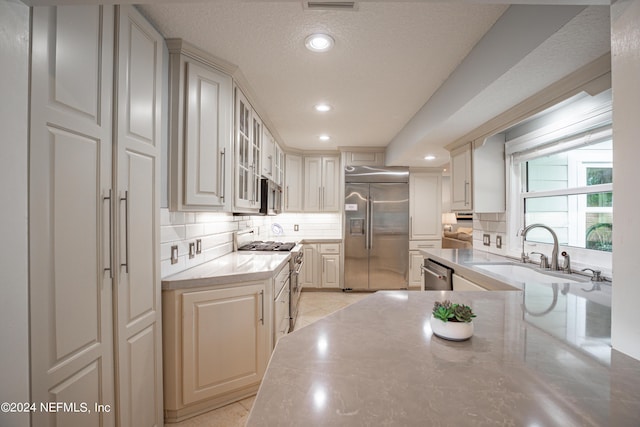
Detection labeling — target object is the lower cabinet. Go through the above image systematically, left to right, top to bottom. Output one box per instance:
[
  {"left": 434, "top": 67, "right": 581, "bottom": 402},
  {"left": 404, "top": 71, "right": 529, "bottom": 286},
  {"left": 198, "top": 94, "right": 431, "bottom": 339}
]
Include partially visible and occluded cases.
[
  {"left": 409, "top": 240, "right": 440, "bottom": 289},
  {"left": 301, "top": 242, "right": 342, "bottom": 289},
  {"left": 273, "top": 264, "right": 290, "bottom": 345},
  {"left": 452, "top": 274, "right": 487, "bottom": 291},
  {"left": 163, "top": 281, "right": 271, "bottom": 422}
]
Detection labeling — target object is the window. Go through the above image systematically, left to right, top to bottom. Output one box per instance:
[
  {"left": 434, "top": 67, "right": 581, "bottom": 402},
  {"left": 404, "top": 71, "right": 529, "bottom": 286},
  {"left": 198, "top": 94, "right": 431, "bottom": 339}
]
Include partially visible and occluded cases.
[{"left": 519, "top": 138, "right": 613, "bottom": 252}]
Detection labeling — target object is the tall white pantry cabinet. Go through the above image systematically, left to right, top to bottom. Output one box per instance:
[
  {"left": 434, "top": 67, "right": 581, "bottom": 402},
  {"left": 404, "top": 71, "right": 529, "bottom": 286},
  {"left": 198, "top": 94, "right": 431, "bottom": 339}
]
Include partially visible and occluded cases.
[{"left": 29, "top": 5, "right": 164, "bottom": 427}]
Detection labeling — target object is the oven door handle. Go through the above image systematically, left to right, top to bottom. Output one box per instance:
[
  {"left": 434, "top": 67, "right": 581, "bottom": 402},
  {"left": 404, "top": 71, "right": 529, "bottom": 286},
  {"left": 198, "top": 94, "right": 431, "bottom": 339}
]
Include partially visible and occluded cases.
[{"left": 293, "top": 260, "right": 304, "bottom": 275}]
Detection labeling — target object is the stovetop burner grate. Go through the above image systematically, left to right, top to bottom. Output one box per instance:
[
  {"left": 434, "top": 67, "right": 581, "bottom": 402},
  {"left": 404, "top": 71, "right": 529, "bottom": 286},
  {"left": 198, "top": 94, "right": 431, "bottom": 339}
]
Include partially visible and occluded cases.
[{"left": 238, "top": 241, "right": 296, "bottom": 252}]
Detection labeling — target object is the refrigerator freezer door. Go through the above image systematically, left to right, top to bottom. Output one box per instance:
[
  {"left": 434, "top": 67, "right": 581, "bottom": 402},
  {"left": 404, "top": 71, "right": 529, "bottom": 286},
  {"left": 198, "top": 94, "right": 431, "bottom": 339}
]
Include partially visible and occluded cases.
[
  {"left": 344, "top": 183, "right": 369, "bottom": 290},
  {"left": 369, "top": 183, "right": 409, "bottom": 289}
]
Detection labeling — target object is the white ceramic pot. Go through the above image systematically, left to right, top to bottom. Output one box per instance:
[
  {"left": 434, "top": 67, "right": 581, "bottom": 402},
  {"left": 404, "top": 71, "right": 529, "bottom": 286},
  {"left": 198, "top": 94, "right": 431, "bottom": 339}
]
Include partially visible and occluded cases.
[{"left": 430, "top": 314, "right": 474, "bottom": 341}]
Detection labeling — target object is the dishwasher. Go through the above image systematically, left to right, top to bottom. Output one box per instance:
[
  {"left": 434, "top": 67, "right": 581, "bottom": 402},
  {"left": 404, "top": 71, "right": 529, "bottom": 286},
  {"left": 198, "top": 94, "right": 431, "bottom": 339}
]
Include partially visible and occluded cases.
[{"left": 421, "top": 259, "right": 453, "bottom": 291}]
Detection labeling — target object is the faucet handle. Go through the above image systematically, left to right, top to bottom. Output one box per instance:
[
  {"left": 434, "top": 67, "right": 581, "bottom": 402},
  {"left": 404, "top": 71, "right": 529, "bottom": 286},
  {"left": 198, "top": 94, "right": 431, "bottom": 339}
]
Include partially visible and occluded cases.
[
  {"left": 561, "top": 251, "right": 571, "bottom": 273},
  {"left": 530, "top": 252, "right": 549, "bottom": 269},
  {"left": 581, "top": 268, "right": 603, "bottom": 282}
]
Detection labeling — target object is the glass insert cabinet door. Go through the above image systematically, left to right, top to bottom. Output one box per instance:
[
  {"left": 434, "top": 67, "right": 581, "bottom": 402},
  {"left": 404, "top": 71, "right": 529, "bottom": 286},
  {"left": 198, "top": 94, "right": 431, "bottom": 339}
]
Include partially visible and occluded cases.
[{"left": 235, "top": 87, "right": 261, "bottom": 209}]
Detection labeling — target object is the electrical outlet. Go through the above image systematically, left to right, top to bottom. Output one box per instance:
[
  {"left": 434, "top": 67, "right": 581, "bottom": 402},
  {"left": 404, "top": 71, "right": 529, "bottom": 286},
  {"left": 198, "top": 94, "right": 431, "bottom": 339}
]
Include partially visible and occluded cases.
[
  {"left": 294, "top": 224, "right": 299, "bottom": 232},
  {"left": 483, "top": 234, "right": 490, "bottom": 246},
  {"left": 496, "top": 235, "right": 502, "bottom": 249},
  {"left": 196, "top": 239, "right": 202, "bottom": 254},
  {"left": 189, "top": 242, "right": 196, "bottom": 259},
  {"left": 171, "top": 245, "right": 178, "bottom": 264}
]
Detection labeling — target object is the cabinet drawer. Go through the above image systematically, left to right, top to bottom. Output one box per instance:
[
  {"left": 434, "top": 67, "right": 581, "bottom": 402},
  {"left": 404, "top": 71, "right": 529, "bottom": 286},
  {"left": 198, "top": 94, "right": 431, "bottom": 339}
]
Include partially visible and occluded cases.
[
  {"left": 409, "top": 240, "right": 441, "bottom": 251},
  {"left": 319, "top": 243, "right": 340, "bottom": 254}
]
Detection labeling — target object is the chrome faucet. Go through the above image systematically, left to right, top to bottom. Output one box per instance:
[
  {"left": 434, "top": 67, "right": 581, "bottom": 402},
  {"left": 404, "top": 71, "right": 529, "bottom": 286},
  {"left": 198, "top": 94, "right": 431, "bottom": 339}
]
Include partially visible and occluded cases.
[{"left": 518, "top": 223, "right": 560, "bottom": 271}]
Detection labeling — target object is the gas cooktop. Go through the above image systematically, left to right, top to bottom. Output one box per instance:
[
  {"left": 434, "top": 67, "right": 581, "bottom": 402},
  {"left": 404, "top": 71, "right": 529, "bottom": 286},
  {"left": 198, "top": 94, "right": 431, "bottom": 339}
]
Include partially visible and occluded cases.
[{"left": 238, "top": 241, "right": 296, "bottom": 252}]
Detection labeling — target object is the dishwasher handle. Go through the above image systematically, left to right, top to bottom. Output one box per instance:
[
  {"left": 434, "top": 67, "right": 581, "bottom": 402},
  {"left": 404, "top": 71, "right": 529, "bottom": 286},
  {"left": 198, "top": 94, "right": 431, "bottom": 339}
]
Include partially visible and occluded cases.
[{"left": 421, "top": 265, "right": 446, "bottom": 280}]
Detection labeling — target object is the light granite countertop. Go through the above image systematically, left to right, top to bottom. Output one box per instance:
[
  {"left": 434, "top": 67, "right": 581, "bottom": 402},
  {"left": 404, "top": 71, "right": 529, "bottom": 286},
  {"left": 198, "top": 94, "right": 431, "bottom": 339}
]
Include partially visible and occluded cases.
[
  {"left": 161, "top": 252, "right": 290, "bottom": 290},
  {"left": 247, "top": 290, "right": 640, "bottom": 426}
]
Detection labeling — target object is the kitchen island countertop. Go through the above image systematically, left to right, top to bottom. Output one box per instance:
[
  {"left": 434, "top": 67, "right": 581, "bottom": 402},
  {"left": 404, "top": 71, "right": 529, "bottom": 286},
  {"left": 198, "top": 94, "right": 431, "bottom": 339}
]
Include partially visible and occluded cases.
[{"left": 247, "top": 290, "right": 640, "bottom": 426}]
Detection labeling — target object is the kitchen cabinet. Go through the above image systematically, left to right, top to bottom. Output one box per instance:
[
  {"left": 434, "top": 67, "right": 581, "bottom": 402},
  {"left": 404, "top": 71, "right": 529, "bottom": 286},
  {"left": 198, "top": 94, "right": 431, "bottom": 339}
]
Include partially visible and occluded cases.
[
  {"left": 29, "top": 5, "right": 164, "bottom": 426},
  {"left": 167, "top": 39, "right": 233, "bottom": 212},
  {"left": 234, "top": 87, "right": 262, "bottom": 212},
  {"left": 262, "top": 127, "right": 275, "bottom": 180},
  {"left": 473, "top": 134, "right": 506, "bottom": 213},
  {"left": 450, "top": 142, "right": 473, "bottom": 211},
  {"left": 274, "top": 143, "right": 284, "bottom": 186},
  {"left": 343, "top": 150, "right": 385, "bottom": 166},
  {"left": 284, "top": 154, "right": 303, "bottom": 212},
  {"left": 304, "top": 155, "right": 340, "bottom": 212},
  {"left": 409, "top": 172, "right": 442, "bottom": 240},
  {"left": 408, "top": 240, "right": 440, "bottom": 289},
  {"left": 301, "top": 243, "right": 342, "bottom": 288},
  {"left": 453, "top": 274, "right": 487, "bottom": 291},
  {"left": 163, "top": 281, "right": 270, "bottom": 422}
]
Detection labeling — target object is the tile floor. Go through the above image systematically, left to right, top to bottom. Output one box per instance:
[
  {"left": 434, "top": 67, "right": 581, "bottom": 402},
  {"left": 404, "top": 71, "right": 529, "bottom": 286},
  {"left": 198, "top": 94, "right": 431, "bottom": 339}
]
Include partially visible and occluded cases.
[{"left": 167, "top": 290, "right": 372, "bottom": 427}]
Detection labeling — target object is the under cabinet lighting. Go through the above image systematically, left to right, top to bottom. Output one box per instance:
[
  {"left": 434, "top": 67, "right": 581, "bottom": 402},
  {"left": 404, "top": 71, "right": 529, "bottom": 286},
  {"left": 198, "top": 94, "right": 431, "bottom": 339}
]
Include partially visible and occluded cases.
[{"left": 305, "top": 33, "right": 335, "bottom": 52}]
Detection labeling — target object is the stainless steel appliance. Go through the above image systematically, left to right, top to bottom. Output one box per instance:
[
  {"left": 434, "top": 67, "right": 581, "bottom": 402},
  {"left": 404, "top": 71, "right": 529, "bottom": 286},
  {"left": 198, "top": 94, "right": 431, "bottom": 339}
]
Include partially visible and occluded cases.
[
  {"left": 344, "top": 166, "right": 409, "bottom": 290},
  {"left": 260, "top": 178, "right": 282, "bottom": 216},
  {"left": 237, "top": 238, "right": 303, "bottom": 331},
  {"left": 422, "top": 258, "right": 453, "bottom": 291}
]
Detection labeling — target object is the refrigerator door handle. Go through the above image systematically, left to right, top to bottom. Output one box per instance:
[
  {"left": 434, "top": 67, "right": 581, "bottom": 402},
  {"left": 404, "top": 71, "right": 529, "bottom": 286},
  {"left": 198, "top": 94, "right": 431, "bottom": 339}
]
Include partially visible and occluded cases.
[
  {"left": 365, "top": 196, "right": 370, "bottom": 249},
  {"left": 368, "top": 196, "right": 374, "bottom": 249}
]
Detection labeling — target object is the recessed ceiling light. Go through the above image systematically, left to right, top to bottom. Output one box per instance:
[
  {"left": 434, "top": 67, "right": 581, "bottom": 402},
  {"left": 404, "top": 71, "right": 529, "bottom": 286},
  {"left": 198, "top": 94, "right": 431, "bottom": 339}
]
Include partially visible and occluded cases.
[
  {"left": 305, "top": 33, "right": 335, "bottom": 52},
  {"left": 314, "top": 103, "right": 332, "bottom": 112},
  {"left": 319, "top": 134, "right": 331, "bottom": 141},
  {"left": 424, "top": 155, "right": 436, "bottom": 161}
]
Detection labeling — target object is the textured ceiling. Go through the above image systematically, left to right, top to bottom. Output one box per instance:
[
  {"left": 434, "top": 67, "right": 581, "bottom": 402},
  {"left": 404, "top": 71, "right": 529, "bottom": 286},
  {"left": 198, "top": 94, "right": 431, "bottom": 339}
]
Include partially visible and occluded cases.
[{"left": 138, "top": 1, "right": 611, "bottom": 166}]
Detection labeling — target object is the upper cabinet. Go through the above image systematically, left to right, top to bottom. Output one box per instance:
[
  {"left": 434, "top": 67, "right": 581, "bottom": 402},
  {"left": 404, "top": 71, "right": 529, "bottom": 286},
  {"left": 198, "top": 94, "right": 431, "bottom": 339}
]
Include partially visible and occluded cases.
[
  {"left": 167, "top": 40, "right": 233, "bottom": 212},
  {"left": 234, "top": 87, "right": 262, "bottom": 212},
  {"left": 262, "top": 127, "right": 275, "bottom": 180},
  {"left": 473, "top": 134, "right": 505, "bottom": 213},
  {"left": 449, "top": 136, "right": 506, "bottom": 213},
  {"left": 450, "top": 143, "right": 473, "bottom": 211},
  {"left": 342, "top": 150, "right": 385, "bottom": 167},
  {"left": 284, "top": 154, "right": 303, "bottom": 212},
  {"left": 304, "top": 155, "right": 340, "bottom": 212},
  {"left": 410, "top": 172, "right": 442, "bottom": 240}
]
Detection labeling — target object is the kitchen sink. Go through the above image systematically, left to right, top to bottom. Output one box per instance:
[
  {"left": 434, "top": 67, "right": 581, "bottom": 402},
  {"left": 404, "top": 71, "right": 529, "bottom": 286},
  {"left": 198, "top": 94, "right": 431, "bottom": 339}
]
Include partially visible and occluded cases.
[{"left": 471, "top": 262, "right": 586, "bottom": 284}]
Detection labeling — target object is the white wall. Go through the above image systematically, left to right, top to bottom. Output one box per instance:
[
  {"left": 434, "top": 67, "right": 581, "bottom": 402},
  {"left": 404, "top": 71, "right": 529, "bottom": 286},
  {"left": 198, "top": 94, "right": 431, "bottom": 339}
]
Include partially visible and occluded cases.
[
  {"left": 611, "top": 0, "right": 640, "bottom": 361},
  {"left": 0, "top": 1, "right": 30, "bottom": 426}
]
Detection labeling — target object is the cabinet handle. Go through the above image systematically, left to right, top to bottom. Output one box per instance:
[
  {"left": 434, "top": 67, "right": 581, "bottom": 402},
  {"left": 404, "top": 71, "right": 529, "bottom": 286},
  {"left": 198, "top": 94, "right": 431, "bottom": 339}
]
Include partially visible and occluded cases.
[
  {"left": 220, "top": 148, "right": 226, "bottom": 202},
  {"left": 464, "top": 181, "right": 469, "bottom": 206},
  {"left": 286, "top": 185, "right": 289, "bottom": 209},
  {"left": 322, "top": 186, "right": 326, "bottom": 210},
  {"left": 103, "top": 189, "right": 113, "bottom": 279},
  {"left": 119, "top": 191, "right": 129, "bottom": 273},
  {"left": 410, "top": 216, "right": 413, "bottom": 238},
  {"left": 259, "top": 290, "right": 264, "bottom": 325}
]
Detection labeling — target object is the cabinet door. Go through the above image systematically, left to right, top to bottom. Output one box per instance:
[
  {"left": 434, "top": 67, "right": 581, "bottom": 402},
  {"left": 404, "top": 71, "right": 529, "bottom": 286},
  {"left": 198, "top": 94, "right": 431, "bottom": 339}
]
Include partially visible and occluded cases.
[
  {"left": 29, "top": 6, "right": 116, "bottom": 426},
  {"left": 114, "top": 6, "right": 164, "bottom": 425},
  {"left": 182, "top": 60, "right": 231, "bottom": 208},
  {"left": 234, "top": 88, "right": 254, "bottom": 210},
  {"left": 251, "top": 114, "right": 262, "bottom": 205},
  {"left": 262, "top": 127, "right": 274, "bottom": 179},
  {"left": 451, "top": 143, "right": 473, "bottom": 211},
  {"left": 285, "top": 154, "right": 303, "bottom": 211},
  {"left": 303, "top": 156, "right": 322, "bottom": 211},
  {"left": 321, "top": 156, "right": 341, "bottom": 211},
  {"left": 410, "top": 172, "right": 442, "bottom": 240},
  {"left": 301, "top": 244, "right": 318, "bottom": 287},
  {"left": 409, "top": 251, "right": 424, "bottom": 288},
  {"left": 321, "top": 254, "right": 341, "bottom": 288},
  {"left": 453, "top": 274, "right": 487, "bottom": 291},
  {"left": 181, "top": 283, "right": 269, "bottom": 405}
]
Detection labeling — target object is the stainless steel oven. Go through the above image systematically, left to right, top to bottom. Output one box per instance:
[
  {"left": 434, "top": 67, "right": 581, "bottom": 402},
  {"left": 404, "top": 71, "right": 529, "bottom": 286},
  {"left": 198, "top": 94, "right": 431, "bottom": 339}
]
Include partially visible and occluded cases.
[{"left": 289, "top": 247, "right": 304, "bottom": 331}]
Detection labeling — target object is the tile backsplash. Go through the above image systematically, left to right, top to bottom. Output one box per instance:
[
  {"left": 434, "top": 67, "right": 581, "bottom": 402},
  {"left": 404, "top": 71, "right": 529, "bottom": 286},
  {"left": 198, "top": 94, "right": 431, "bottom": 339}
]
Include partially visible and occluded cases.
[
  {"left": 160, "top": 209, "right": 343, "bottom": 278},
  {"left": 473, "top": 212, "right": 508, "bottom": 255}
]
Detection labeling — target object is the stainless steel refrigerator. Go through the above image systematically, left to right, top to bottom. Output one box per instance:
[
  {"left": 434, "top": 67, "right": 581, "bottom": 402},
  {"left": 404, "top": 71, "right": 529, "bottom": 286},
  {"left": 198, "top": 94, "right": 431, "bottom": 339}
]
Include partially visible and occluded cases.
[{"left": 344, "top": 166, "right": 409, "bottom": 290}]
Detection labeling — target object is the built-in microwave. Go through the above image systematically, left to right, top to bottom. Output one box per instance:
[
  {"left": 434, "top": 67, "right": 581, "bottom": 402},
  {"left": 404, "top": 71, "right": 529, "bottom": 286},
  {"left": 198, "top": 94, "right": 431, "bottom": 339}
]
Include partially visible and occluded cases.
[{"left": 260, "top": 178, "right": 282, "bottom": 215}]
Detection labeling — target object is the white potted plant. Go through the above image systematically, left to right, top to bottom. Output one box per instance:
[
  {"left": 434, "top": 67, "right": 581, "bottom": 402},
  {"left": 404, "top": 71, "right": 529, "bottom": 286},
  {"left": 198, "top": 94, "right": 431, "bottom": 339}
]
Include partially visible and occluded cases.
[{"left": 430, "top": 300, "right": 476, "bottom": 341}]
